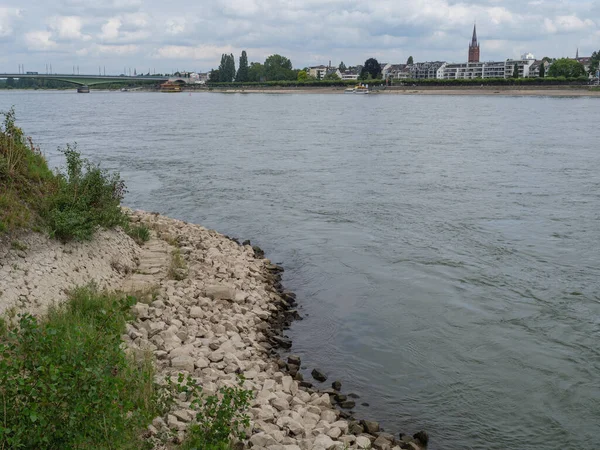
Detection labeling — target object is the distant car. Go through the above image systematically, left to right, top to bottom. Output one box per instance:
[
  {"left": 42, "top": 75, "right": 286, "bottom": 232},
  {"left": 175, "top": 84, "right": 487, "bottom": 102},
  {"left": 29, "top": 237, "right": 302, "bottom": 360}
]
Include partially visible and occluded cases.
[{"left": 26, "top": 71, "right": 38, "bottom": 75}]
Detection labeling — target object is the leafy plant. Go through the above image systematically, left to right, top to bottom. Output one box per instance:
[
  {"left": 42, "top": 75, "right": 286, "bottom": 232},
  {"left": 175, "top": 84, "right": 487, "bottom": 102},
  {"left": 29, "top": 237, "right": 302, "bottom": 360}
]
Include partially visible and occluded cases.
[
  {"left": 44, "top": 144, "right": 128, "bottom": 241},
  {"left": 125, "top": 223, "right": 150, "bottom": 245},
  {"left": 168, "top": 248, "right": 188, "bottom": 280},
  {"left": 0, "top": 286, "right": 161, "bottom": 449},
  {"left": 173, "top": 374, "right": 253, "bottom": 450}
]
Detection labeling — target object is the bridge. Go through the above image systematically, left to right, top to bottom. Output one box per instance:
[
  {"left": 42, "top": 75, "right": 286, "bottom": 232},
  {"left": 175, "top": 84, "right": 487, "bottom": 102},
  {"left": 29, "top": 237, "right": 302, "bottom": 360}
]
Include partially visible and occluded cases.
[{"left": 0, "top": 73, "right": 193, "bottom": 86}]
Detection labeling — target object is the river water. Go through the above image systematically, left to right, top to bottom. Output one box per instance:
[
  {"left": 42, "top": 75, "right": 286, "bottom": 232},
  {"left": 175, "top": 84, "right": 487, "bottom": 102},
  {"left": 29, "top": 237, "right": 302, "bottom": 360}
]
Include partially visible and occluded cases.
[{"left": 2, "top": 90, "right": 599, "bottom": 449}]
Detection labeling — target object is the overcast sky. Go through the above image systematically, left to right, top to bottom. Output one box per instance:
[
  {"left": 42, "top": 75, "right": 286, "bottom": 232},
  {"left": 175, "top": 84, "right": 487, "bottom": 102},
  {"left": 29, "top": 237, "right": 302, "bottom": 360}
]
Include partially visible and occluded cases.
[{"left": 0, "top": 0, "right": 598, "bottom": 74}]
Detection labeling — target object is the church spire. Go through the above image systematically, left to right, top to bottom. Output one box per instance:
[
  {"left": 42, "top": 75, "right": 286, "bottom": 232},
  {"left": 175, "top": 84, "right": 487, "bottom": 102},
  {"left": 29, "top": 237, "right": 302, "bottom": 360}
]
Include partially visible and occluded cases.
[
  {"left": 468, "top": 22, "right": 480, "bottom": 63},
  {"left": 576, "top": 48, "right": 579, "bottom": 59}
]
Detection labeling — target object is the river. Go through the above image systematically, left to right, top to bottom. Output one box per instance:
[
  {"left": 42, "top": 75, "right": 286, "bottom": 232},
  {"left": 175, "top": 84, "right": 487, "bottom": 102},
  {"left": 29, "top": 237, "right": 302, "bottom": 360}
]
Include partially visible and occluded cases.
[{"left": 2, "top": 90, "right": 599, "bottom": 449}]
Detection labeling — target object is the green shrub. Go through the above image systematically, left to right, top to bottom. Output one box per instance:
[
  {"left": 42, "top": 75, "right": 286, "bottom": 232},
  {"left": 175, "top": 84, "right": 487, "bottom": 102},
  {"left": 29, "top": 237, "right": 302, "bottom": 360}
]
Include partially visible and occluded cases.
[
  {"left": 45, "top": 145, "right": 128, "bottom": 241},
  {"left": 125, "top": 223, "right": 151, "bottom": 245},
  {"left": 168, "top": 248, "right": 188, "bottom": 280},
  {"left": 0, "top": 287, "right": 160, "bottom": 449},
  {"left": 174, "top": 374, "right": 253, "bottom": 450}
]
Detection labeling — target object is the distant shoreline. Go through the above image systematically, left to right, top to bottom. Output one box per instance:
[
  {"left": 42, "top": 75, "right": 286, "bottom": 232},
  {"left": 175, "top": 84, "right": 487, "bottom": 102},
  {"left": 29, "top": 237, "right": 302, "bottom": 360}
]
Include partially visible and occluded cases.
[
  {"left": 2, "top": 86, "right": 599, "bottom": 97},
  {"left": 209, "top": 86, "right": 600, "bottom": 97}
]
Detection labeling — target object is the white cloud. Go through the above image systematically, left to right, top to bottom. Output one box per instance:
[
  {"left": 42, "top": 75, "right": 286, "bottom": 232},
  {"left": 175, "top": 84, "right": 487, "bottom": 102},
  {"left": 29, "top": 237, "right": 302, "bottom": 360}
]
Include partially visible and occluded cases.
[
  {"left": 5, "top": 0, "right": 600, "bottom": 72},
  {"left": 0, "top": 7, "right": 21, "bottom": 38},
  {"left": 48, "top": 15, "right": 91, "bottom": 40},
  {"left": 552, "top": 15, "right": 595, "bottom": 32},
  {"left": 100, "top": 17, "right": 121, "bottom": 40},
  {"left": 165, "top": 17, "right": 186, "bottom": 35},
  {"left": 24, "top": 30, "right": 57, "bottom": 50},
  {"left": 96, "top": 43, "right": 139, "bottom": 55},
  {"left": 153, "top": 44, "right": 235, "bottom": 61}
]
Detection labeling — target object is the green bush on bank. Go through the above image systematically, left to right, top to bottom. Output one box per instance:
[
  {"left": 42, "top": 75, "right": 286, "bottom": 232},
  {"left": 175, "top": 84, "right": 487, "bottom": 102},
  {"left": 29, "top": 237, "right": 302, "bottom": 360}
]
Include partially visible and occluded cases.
[
  {"left": 1, "top": 107, "right": 149, "bottom": 243},
  {"left": 44, "top": 144, "right": 128, "bottom": 241},
  {"left": 0, "top": 287, "right": 162, "bottom": 449},
  {"left": 174, "top": 373, "right": 253, "bottom": 450}
]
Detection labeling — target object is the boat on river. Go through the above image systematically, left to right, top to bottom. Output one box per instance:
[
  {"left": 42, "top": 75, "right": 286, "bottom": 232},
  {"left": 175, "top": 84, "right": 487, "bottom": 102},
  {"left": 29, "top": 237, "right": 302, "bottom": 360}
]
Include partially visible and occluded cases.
[
  {"left": 160, "top": 82, "right": 182, "bottom": 93},
  {"left": 77, "top": 85, "right": 90, "bottom": 93},
  {"left": 344, "top": 85, "right": 369, "bottom": 94}
]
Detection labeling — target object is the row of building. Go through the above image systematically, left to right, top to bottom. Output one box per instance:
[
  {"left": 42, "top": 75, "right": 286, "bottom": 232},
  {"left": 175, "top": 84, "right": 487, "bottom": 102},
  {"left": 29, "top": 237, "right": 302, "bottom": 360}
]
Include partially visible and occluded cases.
[{"left": 308, "top": 25, "right": 595, "bottom": 81}]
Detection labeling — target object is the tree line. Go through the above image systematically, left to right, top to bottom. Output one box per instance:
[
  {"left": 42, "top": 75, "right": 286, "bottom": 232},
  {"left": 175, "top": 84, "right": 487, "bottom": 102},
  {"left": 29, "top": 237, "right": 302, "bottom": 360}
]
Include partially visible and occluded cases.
[{"left": 210, "top": 52, "right": 295, "bottom": 82}]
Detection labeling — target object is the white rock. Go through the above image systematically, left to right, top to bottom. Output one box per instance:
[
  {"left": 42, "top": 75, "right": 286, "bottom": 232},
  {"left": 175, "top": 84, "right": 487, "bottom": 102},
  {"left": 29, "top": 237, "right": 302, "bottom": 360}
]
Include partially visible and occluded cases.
[
  {"left": 205, "top": 284, "right": 235, "bottom": 300},
  {"left": 189, "top": 306, "right": 204, "bottom": 318},
  {"left": 208, "top": 351, "right": 224, "bottom": 362},
  {"left": 171, "top": 355, "right": 194, "bottom": 372},
  {"left": 195, "top": 356, "right": 209, "bottom": 369},
  {"left": 271, "top": 397, "right": 290, "bottom": 411},
  {"left": 320, "top": 410, "right": 337, "bottom": 424},
  {"left": 330, "top": 421, "right": 348, "bottom": 434},
  {"left": 326, "top": 427, "right": 342, "bottom": 439},
  {"left": 250, "top": 432, "right": 278, "bottom": 447},
  {"left": 312, "top": 434, "right": 335, "bottom": 450},
  {"left": 356, "top": 436, "right": 372, "bottom": 449}
]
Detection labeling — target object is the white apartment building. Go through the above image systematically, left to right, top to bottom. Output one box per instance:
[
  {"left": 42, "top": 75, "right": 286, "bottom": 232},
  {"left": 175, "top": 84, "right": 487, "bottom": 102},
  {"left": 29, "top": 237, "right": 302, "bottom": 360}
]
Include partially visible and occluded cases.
[{"left": 437, "top": 59, "right": 536, "bottom": 80}]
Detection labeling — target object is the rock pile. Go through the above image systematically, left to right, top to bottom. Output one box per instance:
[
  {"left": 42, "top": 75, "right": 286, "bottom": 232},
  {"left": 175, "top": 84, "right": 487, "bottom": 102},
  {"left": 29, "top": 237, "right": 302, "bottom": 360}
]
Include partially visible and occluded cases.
[{"left": 124, "top": 211, "right": 428, "bottom": 450}]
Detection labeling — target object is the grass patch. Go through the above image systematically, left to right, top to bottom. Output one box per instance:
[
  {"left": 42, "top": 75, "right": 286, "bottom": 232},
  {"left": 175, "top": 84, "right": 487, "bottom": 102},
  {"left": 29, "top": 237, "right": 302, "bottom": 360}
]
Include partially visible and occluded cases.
[
  {"left": 0, "top": 108, "right": 54, "bottom": 234},
  {"left": 125, "top": 223, "right": 151, "bottom": 245},
  {"left": 10, "top": 240, "right": 28, "bottom": 251},
  {"left": 168, "top": 248, "right": 188, "bottom": 280},
  {"left": 129, "top": 284, "right": 161, "bottom": 305},
  {"left": 0, "top": 286, "right": 163, "bottom": 449}
]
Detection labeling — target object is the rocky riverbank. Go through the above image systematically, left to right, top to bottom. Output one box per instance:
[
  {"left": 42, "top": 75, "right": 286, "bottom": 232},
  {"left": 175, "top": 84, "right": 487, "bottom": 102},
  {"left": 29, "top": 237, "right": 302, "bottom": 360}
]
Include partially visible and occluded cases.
[{"left": 0, "top": 210, "right": 428, "bottom": 450}]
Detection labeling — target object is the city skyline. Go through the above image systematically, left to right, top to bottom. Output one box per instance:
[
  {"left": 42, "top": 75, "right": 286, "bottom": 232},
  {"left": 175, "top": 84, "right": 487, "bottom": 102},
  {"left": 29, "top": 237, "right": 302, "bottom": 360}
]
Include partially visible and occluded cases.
[{"left": 0, "top": 0, "right": 598, "bottom": 74}]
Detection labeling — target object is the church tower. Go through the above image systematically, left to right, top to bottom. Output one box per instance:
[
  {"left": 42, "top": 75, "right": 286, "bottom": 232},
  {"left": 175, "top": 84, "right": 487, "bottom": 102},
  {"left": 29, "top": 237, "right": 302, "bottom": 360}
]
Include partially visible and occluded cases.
[{"left": 468, "top": 24, "right": 480, "bottom": 63}]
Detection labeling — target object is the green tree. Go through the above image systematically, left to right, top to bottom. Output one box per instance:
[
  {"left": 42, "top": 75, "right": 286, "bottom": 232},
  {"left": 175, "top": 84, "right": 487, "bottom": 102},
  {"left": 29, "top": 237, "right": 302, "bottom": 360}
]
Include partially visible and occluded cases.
[
  {"left": 236, "top": 50, "right": 249, "bottom": 82},
  {"left": 590, "top": 50, "right": 599, "bottom": 75},
  {"left": 226, "top": 53, "right": 236, "bottom": 82},
  {"left": 217, "top": 54, "right": 235, "bottom": 82},
  {"left": 264, "top": 54, "right": 294, "bottom": 81},
  {"left": 218, "top": 55, "right": 227, "bottom": 82},
  {"left": 407, "top": 56, "right": 414, "bottom": 65},
  {"left": 360, "top": 58, "right": 382, "bottom": 79},
  {"left": 547, "top": 58, "right": 586, "bottom": 78},
  {"left": 339, "top": 61, "right": 347, "bottom": 72},
  {"left": 247, "top": 62, "right": 265, "bottom": 82},
  {"left": 539, "top": 62, "right": 545, "bottom": 78},
  {"left": 512, "top": 64, "right": 519, "bottom": 78},
  {"left": 209, "top": 69, "right": 220, "bottom": 82},
  {"left": 297, "top": 70, "right": 308, "bottom": 81},
  {"left": 324, "top": 72, "right": 340, "bottom": 80},
  {"left": 6, "top": 77, "right": 14, "bottom": 87}
]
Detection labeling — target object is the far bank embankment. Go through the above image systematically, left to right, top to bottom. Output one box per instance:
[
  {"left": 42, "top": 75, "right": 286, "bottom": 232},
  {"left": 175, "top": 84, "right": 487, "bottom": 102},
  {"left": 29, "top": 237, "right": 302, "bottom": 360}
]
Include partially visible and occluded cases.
[
  {"left": 203, "top": 85, "right": 600, "bottom": 97},
  {"left": 0, "top": 210, "right": 428, "bottom": 450}
]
